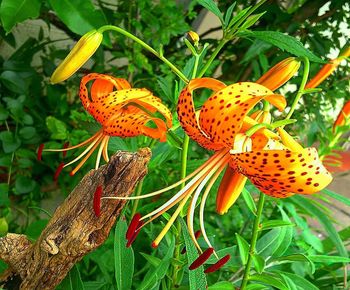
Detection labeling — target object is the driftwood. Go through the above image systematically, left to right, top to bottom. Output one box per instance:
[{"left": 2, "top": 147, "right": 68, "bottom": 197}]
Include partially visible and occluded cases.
[{"left": 0, "top": 148, "right": 151, "bottom": 290}]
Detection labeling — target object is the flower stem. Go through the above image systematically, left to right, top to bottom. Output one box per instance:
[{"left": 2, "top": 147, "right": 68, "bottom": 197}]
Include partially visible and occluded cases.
[
  {"left": 98, "top": 25, "right": 189, "bottom": 83},
  {"left": 198, "top": 39, "right": 228, "bottom": 77},
  {"left": 285, "top": 57, "right": 310, "bottom": 120},
  {"left": 240, "top": 192, "right": 265, "bottom": 290}
]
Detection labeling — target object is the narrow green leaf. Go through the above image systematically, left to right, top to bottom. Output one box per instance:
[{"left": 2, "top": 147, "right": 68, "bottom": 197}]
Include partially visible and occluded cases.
[
  {"left": 0, "top": 0, "right": 41, "bottom": 33},
  {"left": 197, "top": 0, "right": 224, "bottom": 25},
  {"left": 224, "top": 2, "right": 236, "bottom": 28},
  {"left": 227, "top": 6, "right": 251, "bottom": 29},
  {"left": 240, "top": 12, "right": 265, "bottom": 30},
  {"left": 239, "top": 31, "right": 325, "bottom": 63},
  {"left": 241, "top": 188, "right": 257, "bottom": 215},
  {"left": 322, "top": 188, "right": 350, "bottom": 207},
  {"left": 292, "top": 195, "right": 348, "bottom": 258},
  {"left": 272, "top": 209, "right": 293, "bottom": 257},
  {"left": 180, "top": 218, "right": 207, "bottom": 290},
  {"left": 114, "top": 219, "right": 134, "bottom": 290},
  {"left": 260, "top": 220, "right": 294, "bottom": 231},
  {"left": 256, "top": 228, "right": 282, "bottom": 257},
  {"left": 235, "top": 233, "right": 249, "bottom": 265},
  {"left": 138, "top": 236, "right": 175, "bottom": 290},
  {"left": 253, "top": 254, "right": 265, "bottom": 274},
  {"left": 273, "top": 254, "right": 315, "bottom": 274},
  {"left": 308, "top": 255, "right": 350, "bottom": 264},
  {"left": 58, "top": 265, "right": 84, "bottom": 290},
  {"left": 274, "top": 271, "right": 319, "bottom": 290},
  {"left": 249, "top": 273, "right": 288, "bottom": 290},
  {"left": 280, "top": 274, "right": 298, "bottom": 290},
  {"left": 208, "top": 281, "right": 235, "bottom": 290},
  {"left": 246, "top": 284, "right": 268, "bottom": 290}
]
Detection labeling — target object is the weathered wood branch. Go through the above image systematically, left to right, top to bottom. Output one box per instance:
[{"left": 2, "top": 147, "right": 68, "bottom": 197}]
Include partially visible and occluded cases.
[{"left": 0, "top": 148, "right": 151, "bottom": 290}]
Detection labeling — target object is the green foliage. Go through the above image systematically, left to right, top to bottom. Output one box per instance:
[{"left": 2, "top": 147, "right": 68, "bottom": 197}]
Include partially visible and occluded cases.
[{"left": 0, "top": 0, "right": 349, "bottom": 289}]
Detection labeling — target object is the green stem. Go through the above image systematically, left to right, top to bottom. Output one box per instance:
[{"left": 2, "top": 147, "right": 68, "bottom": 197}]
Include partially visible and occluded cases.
[
  {"left": 98, "top": 25, "right": 189, "bottom": 83},
  {"left": 198, "top": 39, "right": 228, "bottom": 77},
  {"left": 285, "top": 57, "right": 310, "bottom": 120},
  {"left": 180, "top": 135, "right": 190, "bottom": 189},
  {"left": 131, "top": 180, "right": 144, "bottom": 216},
  {"left": 240, "top": 192, "right": 265, "bottom": 289}
]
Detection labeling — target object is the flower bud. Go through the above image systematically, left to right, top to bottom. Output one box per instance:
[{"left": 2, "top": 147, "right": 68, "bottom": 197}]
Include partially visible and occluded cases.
[
  {"left": 50, "top": 30, "right": 103, "bottom": 84},
  {"left": 188, "top": 31, "right": 199, "bottom": 47},
  {"left": 306, "top": 45, "right": 350, "bottom": 89},
  {"left": 256, "top": 57, "right": 301, "bottom": 91},
  {"left": 333, "top": 100, "right": 350, "bottom": 131}
]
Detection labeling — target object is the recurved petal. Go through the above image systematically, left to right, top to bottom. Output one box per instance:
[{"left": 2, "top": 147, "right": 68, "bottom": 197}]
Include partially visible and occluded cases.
[
  {"left": 80, "top": 73, "right": 131, "bottom": 109},
  {"left": 177, "top": 78, "right": 226, "bottom": 150},
  {"left": 199, "top": 82, "right": 286, "bottom": 148},
  {"left": 87, "top": 88, "right": 152, "bottom": 124},
  {"left": 135, "top": 96, "right": 172, "bottom": 128},
  {"left": 103, "top": 112, "right": 168, "bottom": 141},
  {"left": 231, "top": 148, "right": 333, "bottom": 198},
  {"left": 216, "top": 166, "right": 247, "bottom": 215}
]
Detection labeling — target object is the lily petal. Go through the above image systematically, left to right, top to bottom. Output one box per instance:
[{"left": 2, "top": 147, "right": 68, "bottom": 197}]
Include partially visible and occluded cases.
[
  {"left": 177, "top": 78, "right": 226, "bottom": 150},
  {"left": 199, "top": 82, "right": 286, "bottom": 148},
  {"left": 231, "top": 147, "right": 333, "bottom": 198},
  {"left": 216, "top": 166, "right": 247, "bottom": 215}
]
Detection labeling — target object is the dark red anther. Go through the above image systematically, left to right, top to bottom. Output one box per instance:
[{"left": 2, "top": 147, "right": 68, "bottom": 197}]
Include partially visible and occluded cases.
[
  {"left": 62, "top": 142, "right": 69, "bottom": 158},
  {"left": 37, "top": 144, "right": 44, "bottom": 161},
  {"left": 53, "top": 162, "right": 65, "bottom": 181},
  {"left": 93, "top": 185, "right": 103, "bottom": 217},
  {"left": 126, "top": 213, "right": 141, "bottom": 240},
  {"left": 126, "top": 221, "right": 143, "bottom": 248},
  {"left": 181, "top": 230, "right": 202, "bottom": 254},
  {"left": 189, "top": 248, "right": 214, "bottom": 270},
  {"left": 204, "top": 254, "right": 231, "bottom": 273}
]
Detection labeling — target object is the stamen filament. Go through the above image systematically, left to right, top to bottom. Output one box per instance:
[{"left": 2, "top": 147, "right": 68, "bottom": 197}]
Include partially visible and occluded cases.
[
  {"left": 44, "top": 130, "right": 103, "bottom": 152},
  {"left": 63, "top": 133, "right": 104, "bottom": 169},
  {"left": 69, "top": 135, "right": 104, "bottom": 176},
  {"left": 95, "top": 136, "right": 109, "bottom": 169},
  {"left": 102, "top": 136, "right": 110, "bottom": 162},
  {"left": 102, "top": 149, "right": 228, "bottom": 201},
  {"left": 141, "top": 152, "right": 229, "bottom": 220},
  {"left": 187, "top": 156, "right": 229, "bottom": 252},
  {"left": 199, "top": 162, "right": 227, "bottom": 255},
  {"left": 152, "top": 193, "right": 191, "bottom": 248}
]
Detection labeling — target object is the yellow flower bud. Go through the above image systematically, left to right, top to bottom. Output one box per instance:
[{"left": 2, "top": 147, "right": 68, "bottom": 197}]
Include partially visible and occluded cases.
[
  {"left": 50, "top": 30, "right": 103, "bottom": 84},
  {"left": 188, "top": 31, "right": 199, "bottom": 47},
  {"left": 256, "top": 57, "right": 301, "bottom": 91}
]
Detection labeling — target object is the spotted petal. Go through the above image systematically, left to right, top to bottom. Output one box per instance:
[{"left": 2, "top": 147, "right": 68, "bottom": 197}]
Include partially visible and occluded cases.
[
  {"left": 80, "top": 73, "right": 131, "bottom": 109},
  {"left": 177, "top": 78, "right": 226, "bottom": 150},
  {"left": 199, "top": 82, "right": 286, "bottom": 148},
  {"left": 104, "top": 112, "right": 168, "bottom": 141},
  {"left": 231, "top": 148, "right": 333, "bottom": 198}
]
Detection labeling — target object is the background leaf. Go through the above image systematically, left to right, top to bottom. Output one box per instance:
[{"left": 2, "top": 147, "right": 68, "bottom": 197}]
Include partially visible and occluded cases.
[
  {"left": 0, "top": 0, "right": 41, "bottom": 33},
  {"left": 239, "top": 30, "right": 325, "bottom": 63},
  {"left": 114, "top": 219, "right": 134, "bottom": 290}
]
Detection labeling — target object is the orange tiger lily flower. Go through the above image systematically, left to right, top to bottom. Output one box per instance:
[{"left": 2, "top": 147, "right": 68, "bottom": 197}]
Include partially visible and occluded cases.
[
  {"left": 50, "top": 30, "right": 103, "bottom": 84},
  {"left": 305, "top": 46, "right": 350, "bottom": 89},
  {"left": 256, "top": 57, "right": 301, "bottom": 91},
  {"left": 40, "top": 73, "right": 172, "bottom": 176},
  {"left": 104, "top": 78, "right": 331, "bottom": 273},
  {"left": 333, "top": 99, "right": 350, "bottom": 131}
]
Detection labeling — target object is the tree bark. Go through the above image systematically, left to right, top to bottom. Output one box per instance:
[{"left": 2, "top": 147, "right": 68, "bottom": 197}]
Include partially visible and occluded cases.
[{"left": 0, "top": 148, "right": 151, "bottom": 290}]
